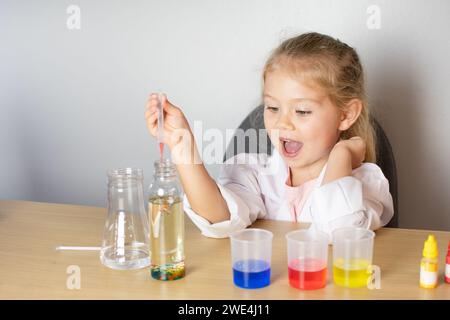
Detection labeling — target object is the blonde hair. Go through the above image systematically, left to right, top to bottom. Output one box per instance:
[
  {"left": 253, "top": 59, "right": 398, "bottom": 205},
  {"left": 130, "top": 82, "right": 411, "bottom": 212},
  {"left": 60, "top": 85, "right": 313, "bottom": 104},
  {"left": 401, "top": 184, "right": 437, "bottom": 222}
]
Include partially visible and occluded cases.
[{"left": 262, "top": 32, "right": 376, "bottom": 163}]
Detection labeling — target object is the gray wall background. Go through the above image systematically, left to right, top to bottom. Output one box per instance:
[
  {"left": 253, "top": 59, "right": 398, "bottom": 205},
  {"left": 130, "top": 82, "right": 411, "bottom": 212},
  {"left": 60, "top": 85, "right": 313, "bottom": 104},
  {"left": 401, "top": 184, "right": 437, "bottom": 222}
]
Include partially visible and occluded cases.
[{"left": 1, "top": 0, "right": 449, "bottom": 231}]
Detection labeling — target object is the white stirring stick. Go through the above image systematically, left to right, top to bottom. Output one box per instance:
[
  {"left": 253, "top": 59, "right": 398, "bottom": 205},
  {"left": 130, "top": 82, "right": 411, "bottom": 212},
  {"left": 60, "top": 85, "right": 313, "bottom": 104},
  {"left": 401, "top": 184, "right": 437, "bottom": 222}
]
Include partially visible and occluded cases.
[{"left": 55, "top": 246, "right": 101, "bottom": 251}]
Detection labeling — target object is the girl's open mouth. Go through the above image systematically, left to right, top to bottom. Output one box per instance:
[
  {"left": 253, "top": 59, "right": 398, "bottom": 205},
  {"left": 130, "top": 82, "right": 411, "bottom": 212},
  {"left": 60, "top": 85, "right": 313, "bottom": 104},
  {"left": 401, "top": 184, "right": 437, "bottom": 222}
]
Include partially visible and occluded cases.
[{"left": 280, "top": 137, "right": 303, "bottom": 158}]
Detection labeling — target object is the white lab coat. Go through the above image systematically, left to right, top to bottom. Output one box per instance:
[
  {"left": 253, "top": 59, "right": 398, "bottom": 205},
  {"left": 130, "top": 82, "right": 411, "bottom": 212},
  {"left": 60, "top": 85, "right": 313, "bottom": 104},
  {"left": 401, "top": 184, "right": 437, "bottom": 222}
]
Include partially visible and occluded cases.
[{"left": 183, "top": 147, "right": 394, "bottom": 239}]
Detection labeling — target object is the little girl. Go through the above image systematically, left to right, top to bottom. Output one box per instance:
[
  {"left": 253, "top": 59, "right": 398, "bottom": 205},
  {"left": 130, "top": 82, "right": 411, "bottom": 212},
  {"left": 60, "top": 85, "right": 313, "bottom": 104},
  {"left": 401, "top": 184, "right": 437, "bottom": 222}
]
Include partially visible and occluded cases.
[{"left": 145, "top": 32, "right": 394, "bottom": 238}]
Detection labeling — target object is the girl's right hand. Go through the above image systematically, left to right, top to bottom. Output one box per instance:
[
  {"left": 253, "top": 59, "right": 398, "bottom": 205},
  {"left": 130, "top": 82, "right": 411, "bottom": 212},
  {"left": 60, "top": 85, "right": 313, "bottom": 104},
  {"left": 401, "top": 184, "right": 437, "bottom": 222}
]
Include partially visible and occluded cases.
[{"left": 145, "top": 93, "right": 193, "bottom": 152}]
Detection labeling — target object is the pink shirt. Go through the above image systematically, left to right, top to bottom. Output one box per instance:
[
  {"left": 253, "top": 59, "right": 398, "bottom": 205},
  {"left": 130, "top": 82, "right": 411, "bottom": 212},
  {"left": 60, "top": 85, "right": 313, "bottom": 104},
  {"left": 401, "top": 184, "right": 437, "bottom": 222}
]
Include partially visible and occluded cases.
[{"left": 284, "top": 167, "right": 317, "bottom": 223}]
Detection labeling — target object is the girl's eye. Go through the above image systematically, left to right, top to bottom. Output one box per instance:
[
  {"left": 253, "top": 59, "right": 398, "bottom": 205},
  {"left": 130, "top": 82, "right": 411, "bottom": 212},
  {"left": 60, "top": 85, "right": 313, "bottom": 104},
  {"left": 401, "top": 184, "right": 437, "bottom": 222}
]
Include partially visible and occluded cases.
[
  {"left": 265, "top": 105, "right": 279, "bottom": 112},
  {"left": 296, "top": 110, "right": 312, "bottom": 116}
]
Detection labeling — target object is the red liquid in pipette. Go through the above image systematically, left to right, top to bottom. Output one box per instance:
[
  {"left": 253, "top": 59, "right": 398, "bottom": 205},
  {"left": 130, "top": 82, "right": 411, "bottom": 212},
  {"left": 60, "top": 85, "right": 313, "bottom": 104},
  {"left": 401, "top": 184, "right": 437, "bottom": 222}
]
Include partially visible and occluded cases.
[{"left": 159, "top": 142, "right": 164, "bottom": 160}]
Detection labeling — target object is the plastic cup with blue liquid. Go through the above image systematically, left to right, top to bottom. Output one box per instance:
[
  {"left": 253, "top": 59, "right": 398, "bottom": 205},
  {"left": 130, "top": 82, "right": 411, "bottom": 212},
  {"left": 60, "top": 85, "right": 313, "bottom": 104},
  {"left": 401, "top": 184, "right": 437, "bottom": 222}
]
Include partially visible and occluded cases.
[{"left": 230, "top": 228, "right": 273, "bottom": 289}]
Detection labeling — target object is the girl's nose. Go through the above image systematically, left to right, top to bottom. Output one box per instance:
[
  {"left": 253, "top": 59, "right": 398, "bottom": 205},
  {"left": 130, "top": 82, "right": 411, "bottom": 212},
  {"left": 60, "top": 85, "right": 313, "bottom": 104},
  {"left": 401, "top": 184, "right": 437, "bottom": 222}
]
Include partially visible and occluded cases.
[{"left": 275, "top": 113, "right": 295, "bottom": 131}]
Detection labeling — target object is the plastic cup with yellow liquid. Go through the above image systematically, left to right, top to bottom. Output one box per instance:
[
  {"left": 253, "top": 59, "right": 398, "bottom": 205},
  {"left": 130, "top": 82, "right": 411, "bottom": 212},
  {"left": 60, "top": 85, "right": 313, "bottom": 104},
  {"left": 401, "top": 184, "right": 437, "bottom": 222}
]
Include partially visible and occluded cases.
[{"left": 332, "top": 227, "right": 375, "bottom": 288}]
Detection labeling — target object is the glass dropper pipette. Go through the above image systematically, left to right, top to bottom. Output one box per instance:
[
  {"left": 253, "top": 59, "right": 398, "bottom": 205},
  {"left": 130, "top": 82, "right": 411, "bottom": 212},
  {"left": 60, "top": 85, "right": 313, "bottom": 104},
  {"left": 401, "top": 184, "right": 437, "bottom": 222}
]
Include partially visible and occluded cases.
[{"left": 157, "top": 93, "right": 165, "bottom": 162}]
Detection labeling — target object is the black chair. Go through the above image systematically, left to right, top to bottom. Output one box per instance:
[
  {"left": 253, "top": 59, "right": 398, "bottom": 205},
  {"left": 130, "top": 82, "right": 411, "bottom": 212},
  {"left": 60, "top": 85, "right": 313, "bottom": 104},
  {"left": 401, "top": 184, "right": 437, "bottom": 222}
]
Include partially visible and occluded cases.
[{"left": 223, "top": 105, "right": 399, "bottom": 228}]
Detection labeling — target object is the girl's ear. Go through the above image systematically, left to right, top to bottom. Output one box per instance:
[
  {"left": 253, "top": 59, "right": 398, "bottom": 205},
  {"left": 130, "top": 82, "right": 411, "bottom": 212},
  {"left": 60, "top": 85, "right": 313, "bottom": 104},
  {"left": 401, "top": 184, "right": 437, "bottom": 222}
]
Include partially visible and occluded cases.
[{"left": 338, "top": 99, "right": 363, "bottom": 131}]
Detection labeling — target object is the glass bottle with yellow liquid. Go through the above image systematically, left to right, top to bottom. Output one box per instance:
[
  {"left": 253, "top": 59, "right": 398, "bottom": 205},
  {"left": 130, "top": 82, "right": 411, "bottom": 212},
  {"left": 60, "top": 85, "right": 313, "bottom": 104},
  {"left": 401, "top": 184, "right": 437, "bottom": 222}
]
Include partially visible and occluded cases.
[{"left": 148, "top": 159, "right": 185, "bottom": 281}]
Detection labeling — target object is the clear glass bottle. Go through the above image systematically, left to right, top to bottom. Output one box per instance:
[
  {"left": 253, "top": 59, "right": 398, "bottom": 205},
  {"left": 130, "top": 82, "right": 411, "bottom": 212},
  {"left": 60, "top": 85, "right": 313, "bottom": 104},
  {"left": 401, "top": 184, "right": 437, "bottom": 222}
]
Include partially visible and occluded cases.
[
  {"left": 148, "top": 159, "right": 185, "bottom": 280},
  {"left": 100, "top": 168, "right": 150, "bottom": 270}
]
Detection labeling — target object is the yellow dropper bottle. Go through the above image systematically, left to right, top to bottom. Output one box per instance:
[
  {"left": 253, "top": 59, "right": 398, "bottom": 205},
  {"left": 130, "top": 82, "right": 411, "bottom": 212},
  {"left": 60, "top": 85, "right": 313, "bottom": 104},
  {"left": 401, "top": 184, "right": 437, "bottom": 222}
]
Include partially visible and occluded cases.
[{"left": 420, "top": 235, "right": 439, "bottom": 289}]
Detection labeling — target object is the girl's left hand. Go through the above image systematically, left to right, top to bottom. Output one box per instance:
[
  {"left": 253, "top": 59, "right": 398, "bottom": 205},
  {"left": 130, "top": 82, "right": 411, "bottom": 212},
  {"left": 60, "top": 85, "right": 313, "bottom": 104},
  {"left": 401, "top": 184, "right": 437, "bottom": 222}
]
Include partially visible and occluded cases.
[{"left": 331, "top": 136, "right": 366, "bottom": 169}]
